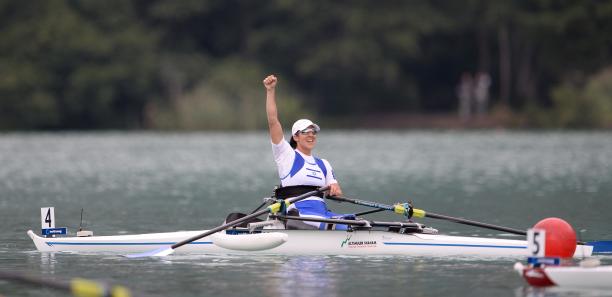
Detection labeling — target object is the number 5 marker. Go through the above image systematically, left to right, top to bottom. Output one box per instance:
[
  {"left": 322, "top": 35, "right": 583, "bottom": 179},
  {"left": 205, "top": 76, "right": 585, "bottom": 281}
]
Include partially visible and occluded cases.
[{"left": 527, "top": 228, "right": 546, "bottom": 257}]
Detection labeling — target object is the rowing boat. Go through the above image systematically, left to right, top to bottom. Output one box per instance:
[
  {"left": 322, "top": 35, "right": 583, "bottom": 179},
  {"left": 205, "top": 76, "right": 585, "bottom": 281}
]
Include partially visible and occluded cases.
[
  {"left": 30, "top": 195, "right": 604, "bottom": 258},
  {"left": 30, "top": 196, "right": 602, "bottom": 257},
  {"left": 27, "top": 227, "right": 593, "bottom": 257},
  {"left": 514, "top": 227, "right": 611, "bottom": 288},
  {"left": 514, "top": 260, "right": 612, "bottom": 288}
]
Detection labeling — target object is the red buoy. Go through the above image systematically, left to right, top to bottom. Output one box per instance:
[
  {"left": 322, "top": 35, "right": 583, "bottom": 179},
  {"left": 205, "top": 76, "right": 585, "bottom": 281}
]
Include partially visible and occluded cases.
[{"left": 533, "top": 218, "right": 576, "bottom": 258}]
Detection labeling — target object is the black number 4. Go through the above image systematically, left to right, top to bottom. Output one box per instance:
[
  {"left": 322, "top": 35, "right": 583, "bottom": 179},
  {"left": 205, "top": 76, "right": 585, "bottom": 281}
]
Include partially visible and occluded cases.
[{"left": 45, "top": 209, "right": 52, "bottom": 227}]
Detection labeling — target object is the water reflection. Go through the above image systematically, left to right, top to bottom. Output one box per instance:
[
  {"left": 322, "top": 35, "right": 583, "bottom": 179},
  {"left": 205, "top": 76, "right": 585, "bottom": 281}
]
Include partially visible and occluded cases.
[
  {"left": 38, "top": 252, "right": 56, "bottom": 275},
  {"left": 264, "top": 256, "right": 339, "bottom": 297}
]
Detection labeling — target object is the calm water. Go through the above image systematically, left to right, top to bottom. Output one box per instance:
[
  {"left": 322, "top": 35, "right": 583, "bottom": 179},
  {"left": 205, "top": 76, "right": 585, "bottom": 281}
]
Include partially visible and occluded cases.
[{"left": 1, "top": 131, "right": 611, "bottom": 297}]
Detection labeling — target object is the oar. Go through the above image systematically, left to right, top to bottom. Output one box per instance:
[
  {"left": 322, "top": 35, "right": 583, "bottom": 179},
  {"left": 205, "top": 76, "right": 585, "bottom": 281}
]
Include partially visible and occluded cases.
[
  {"left": 127, "top": 185, "right": 330, "bottom": 258},
  {"left": 327, "top": 196, "right": 527, "bottom": 236},
  {"left": 328, "top": 196, "right": 612, "bottom": 253},
  {"left": 355, "top": 208, "right": 386, "bottom": 216},
  {"left": 412, "top": 209, "right": 527, "bottom": 236},
  {"left": 0, "top": 270, "right": 135, "bottom": 297}
]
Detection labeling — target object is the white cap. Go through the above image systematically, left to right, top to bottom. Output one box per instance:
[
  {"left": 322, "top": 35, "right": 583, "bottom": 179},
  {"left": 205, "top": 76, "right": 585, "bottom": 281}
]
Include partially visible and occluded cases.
[{"left": 291, "top": 119, "right": 320, "bottom": 135}]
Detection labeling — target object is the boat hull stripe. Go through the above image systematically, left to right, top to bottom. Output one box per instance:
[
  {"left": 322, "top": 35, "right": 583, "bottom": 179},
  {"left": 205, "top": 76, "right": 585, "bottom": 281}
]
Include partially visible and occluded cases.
[
  {"left": 45, "top": 242, "right": 213, "bottom": 246},
  {"left": 383, "top": 242, "right": 526, "bottom": 249}
]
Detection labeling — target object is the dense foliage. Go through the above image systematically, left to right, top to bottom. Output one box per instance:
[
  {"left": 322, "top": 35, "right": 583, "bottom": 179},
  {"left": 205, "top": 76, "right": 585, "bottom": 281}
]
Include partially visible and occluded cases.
[{"left": 1, "top": 0, "right": 611, "bottom": 129}]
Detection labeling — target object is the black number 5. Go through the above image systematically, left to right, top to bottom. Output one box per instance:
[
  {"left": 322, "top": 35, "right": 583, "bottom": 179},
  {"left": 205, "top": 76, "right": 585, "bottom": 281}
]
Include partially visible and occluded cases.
[{"left": 532, "top": 231, "right": 540, "bottom": 255}]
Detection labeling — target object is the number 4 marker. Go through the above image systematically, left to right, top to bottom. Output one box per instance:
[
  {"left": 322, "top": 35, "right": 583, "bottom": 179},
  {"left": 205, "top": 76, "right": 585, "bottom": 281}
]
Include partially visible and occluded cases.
[{"left": 41, "top": 207, "right": 55, "bottom": 229}]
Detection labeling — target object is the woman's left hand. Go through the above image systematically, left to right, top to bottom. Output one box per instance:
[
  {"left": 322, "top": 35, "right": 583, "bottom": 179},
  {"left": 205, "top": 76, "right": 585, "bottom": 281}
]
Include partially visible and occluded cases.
[{"left": 328, "top": 183, "right": 343, "bottom": 197}]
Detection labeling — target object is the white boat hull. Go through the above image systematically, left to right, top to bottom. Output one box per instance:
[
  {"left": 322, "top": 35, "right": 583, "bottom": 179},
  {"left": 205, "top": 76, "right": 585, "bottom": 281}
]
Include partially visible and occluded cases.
[
  {"left": 27, "top": 229, "right": 592, "bottom": 257},
  {"left": 515, "top": 262, "right": 612, "bottom": 288},
  {"left": 546, "top": 266, "right": 612, "bottom": 288}
]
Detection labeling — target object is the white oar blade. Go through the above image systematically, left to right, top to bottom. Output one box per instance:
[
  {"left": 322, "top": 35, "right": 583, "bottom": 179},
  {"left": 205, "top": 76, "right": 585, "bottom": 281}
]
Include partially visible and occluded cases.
[{"left": 125, "top": 247, "right": 174, "bottom": 258}]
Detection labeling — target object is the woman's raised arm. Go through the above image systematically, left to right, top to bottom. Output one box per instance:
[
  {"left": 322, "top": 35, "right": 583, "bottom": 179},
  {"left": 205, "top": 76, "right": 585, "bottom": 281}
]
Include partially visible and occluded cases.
[{"left": 263, "top": 75, "right": 284, "bottom": 144}]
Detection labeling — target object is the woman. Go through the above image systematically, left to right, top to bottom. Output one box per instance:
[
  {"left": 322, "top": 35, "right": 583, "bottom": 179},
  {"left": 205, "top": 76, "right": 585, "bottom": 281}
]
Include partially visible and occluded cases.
[{"left": 263, "top": 74, "right": 353, "bottom": 230}]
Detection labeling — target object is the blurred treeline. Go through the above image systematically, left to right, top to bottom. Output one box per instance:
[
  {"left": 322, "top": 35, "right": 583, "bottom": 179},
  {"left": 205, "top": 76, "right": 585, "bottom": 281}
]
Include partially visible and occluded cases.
[{"left": 1, "top": 0, "right": 612, "bottom": 130}]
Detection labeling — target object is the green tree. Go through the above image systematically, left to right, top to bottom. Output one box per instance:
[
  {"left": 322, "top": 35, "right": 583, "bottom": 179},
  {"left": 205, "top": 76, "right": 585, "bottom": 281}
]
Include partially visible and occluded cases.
[
  {"left": 0, "top": 0, "right": 159, "bottom": 129},
  {"left": 247, "top": 0, "right": 449, "bottom": 115},
  {"left": 1, "top": 1, "right": 612, "bottom": 129},
  {"left": 148, "top": 58, "right": 311, "bottom": 130},
  {"left": 549, "top": 66, "right": 612, "bottom": 128}
]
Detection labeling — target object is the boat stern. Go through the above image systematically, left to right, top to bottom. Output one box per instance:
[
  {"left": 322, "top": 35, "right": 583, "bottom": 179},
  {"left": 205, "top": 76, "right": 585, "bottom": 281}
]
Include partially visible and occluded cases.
[{"left": 575, "top": 244, "right": 593, "bottom": 257}]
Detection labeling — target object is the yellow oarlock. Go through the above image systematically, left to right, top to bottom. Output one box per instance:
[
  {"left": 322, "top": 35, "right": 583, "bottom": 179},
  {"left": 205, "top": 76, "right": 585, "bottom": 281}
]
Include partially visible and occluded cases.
[
  {"left": 268, "top": 201, "right": 292, "bottom": 214},
  {"left": 393, "top": 203, "right": 408, "bottom": 215},
  {"left": 393, "top": 203, "right": 426, "bottom": 218},
  {"left": 412, "top": 208, "right": 426, "bottom": 218},
  {"left": 70, "top": 278, "right": 131, "bottom": 297},
  {"left": 71, "top": 278, "right": 104, "bottom": 297},
  {"left": 110, "top": 286, "right": 132, "bottom": 297}
]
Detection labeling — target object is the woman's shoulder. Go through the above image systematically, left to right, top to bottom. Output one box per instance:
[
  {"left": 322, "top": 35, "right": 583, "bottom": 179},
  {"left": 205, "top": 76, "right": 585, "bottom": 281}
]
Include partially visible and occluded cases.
[
  {"left": 272, "top": 138, "right": 292, "bottom": 152},
  {"left": 314, "top": 155, "right": 331, "bottom": 164}
]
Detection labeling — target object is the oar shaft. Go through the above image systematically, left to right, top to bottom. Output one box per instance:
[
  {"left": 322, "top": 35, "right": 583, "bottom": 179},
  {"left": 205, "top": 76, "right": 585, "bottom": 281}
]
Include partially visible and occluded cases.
[
  {"left": 171, "top": 186, "right": 330, "bottom": 250},
  {"left": 329, "top": 195, "right": 526, "bottom": 236},
  {"left": 327, "top": 196, "right": 395, "bottom": 211},
  {"left": 355, "top": 208, "right": 386, "bottom": 216},
  {"left": 171, "top": 209, "right": 267, "bottom": 249},
  {"left": 419, "top": 211, "right": 527, "bottom": 236},
  {"left": 369, "top": 221, "right": 423, "bottom": 228},
  {"left": 0, "top": 270, "right": 66, "bottom": 291},
  {"left": 0, "top": 271, "right": 134, "bottom": 297}
]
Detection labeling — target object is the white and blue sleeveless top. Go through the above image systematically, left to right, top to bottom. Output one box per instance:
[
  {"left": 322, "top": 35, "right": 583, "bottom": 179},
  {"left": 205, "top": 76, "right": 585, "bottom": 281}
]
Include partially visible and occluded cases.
[
  {"left": 271, "top": 139, "right": 337, "bottom": 202},
  {"left": 271, "top": 139, "right": 347, "bottom": 229}
]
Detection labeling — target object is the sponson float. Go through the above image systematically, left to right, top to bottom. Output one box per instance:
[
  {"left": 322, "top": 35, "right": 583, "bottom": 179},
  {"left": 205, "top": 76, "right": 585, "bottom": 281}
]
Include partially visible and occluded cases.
[{"left": 28, "top": 187, "right": 602, "bottom": 258}]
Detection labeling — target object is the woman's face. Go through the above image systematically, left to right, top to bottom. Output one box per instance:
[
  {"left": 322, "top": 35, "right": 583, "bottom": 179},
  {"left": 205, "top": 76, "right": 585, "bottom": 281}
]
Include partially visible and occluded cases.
[{"left": 293, "top": 126, "right": 318, "bottom": 152}]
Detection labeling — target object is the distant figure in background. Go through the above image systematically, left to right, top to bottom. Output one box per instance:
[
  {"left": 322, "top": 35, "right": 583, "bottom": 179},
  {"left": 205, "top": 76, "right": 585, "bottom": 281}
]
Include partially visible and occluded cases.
[
  {"left": 457, "top": 72, "right": 474, "bottom": 121},
  {"left": 474, "top": 72, "right": 491, "bottom": 117},
  {"left": 263, "top": 74, "right": 353, "bottom": 230}
]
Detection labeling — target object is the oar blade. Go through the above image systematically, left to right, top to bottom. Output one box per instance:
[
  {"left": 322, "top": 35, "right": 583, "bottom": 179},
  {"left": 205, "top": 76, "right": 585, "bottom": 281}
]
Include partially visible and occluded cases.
[{"left": 125, "top": 246, "right": 174, "bottom": 258}]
